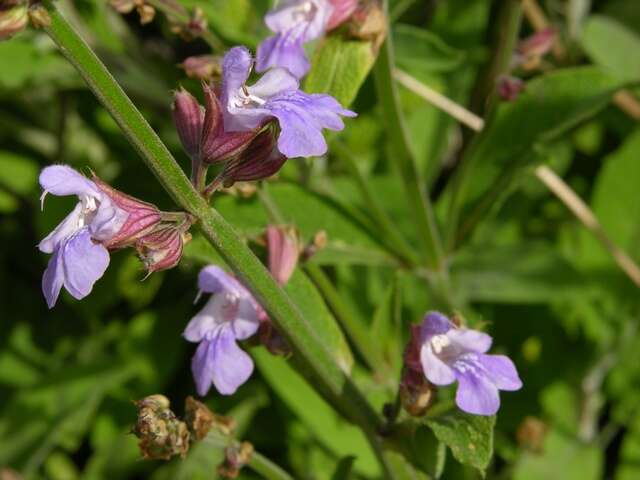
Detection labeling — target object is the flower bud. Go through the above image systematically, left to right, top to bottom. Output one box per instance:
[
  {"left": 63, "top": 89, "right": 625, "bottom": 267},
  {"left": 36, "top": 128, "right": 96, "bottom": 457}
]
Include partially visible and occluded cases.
[
  {"left": 109, "top": 0, "right": 135, "bottom": 14},
  {"left": 327, "top": 0, "right": 359, "bottom": 31},
  {"left": 0, "top": 1, "right": 28, "bottom": 41},
  {"left": 349, "top": 1, "right": 387, "bottom": 52},
  {"left": 136, "top": 3, "right": 155, "bottom": 25},
  {"left": 171, "top": 6, "right": 207, "bottom": 41},
  {"left": 518, "top": 27, "right": 557, "bottom": 59},
  {"left": 180, "top": 55, "right": 222, "bottom": 81},
  {"left": 497, "top": 75, "right": 525, "bottom": 102},
  {"left": 200, "top": 83, "right": 259, "bottom": 164},
  {"left": 172, "top": 87, "right": 204, "bottom": 159},
  {"left": 220, "top": 126, "right": 286, "bottom": 186},
  {"left": 92, "top": 176, "right": 163, "bottom": 249},
  {"left": 135, "top": 225, "right": 190, "bottom": 274},
  {"left": 266, "top": 225, "right": 300, "bottom": 286},
  {"left": 301, "top": 230, "right": 328, "bottom": 261},
  {"left": 258, "top": 320, "right": 292, "bottom": 356},
  {"left": 400, "top": 368, "right": 435, "bottom": 417},
  {"left": 133, "top": 394, "right": 190, "bottom": 460},
  {"left": 184, "top": 396, "right": 236, "bottom": 440},
  {"left": 516, "top": 416, "right": 548, "bottom": 453},
  {"left": 218, "top": 442, "right": 253, "bottom": 479}
]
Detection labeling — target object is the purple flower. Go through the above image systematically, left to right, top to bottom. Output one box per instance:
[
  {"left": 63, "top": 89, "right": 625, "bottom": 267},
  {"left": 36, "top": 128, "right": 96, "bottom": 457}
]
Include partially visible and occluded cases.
[
  {"left": 256, "top": 0, "right": 333, "bottom": 79},
  {"left": 221, "top": 46, "right": 356, "bottom": 158},
  {"left": 38, "top": 166, "right": 128, "bottom": 308},
  {"left": 184, "top": 266, "right": 266, "bottom": 396},
  {"left": 418, "top": 312, "right": 522, "bottom": 416}
]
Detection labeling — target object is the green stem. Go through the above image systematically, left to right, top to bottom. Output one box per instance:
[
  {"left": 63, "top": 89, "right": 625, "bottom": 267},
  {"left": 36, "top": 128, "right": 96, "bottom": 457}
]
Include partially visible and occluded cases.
[
  {"left": 42, "top": 0, "right": 385, "bottom": 462},
  {"left": 373, "top": 2, "right": 444, "bottom": 271},
  {"left": 333, "top": 142, "right": 418, "bottom": 267},
  {"left": 304, "top": 263, "right": 383, "bottom": 372}
]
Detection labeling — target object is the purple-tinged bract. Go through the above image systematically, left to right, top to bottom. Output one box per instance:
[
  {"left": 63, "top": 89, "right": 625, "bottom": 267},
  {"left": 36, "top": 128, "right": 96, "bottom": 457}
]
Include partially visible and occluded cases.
[
  {"left": 221, "top": 46, "right": 356, "bottom": 158},
  {"left": 184, "top": 266, "right": 266, "bottom": 396},
  {"left": 417, "top": 312, "right": 522, "bottom": 416}
]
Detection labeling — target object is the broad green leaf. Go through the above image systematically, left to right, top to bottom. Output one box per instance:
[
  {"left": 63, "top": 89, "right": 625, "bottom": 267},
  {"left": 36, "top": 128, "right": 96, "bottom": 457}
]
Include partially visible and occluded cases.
[
  {"left": 582, "top": 15, "right": 640, "bottom": 83},
  {"left": 394, "top": 24, "right": 466, "bottom": 75},
  {"left": 305, "top": 35, "right": 376, "bottom": 106},
  {"left": 455, "top": 67, "right": 623, "bottom": 228},
  {"left": 579, "top": 129, "right": 640, "bottom": 267},
  {"left": 451, "top": 243, "right": 586, "bottom": 303},
  {"left": 284, "top": 270, "right": 354, "bottom": 372},
  {"left": 252, "top": 348, "right": 380, "bottom": 477},
  {"left": 425, "top": 411, "right": 495, "bottom": 472},
  {"left": 513, "top": 429, "right": 602, "bottom": 480}
]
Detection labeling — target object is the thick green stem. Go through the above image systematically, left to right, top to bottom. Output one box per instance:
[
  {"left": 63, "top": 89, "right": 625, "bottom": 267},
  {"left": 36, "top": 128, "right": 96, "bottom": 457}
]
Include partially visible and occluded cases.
[
  {"left": 42, "top": 0, "right": 386, "bottom": 466},
  {"left": 373, "top": 2, "right": 444, "bottom": 271}
]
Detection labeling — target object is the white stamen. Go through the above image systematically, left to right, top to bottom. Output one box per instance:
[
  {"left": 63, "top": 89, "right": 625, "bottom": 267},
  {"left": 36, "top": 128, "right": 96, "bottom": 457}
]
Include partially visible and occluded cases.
[{"left": 430, "top": 334, "right": 451, "bottom": 354}]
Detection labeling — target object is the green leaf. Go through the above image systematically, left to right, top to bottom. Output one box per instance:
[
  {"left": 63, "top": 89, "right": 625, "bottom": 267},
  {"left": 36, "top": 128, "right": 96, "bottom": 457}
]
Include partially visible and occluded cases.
[
  {"left": 582, "top": 15, "right": 640, "bottom": 83},
  {"left": 394, "top": 24, "right": 466, "bottom": 76},
  {"left": 305, "top": 35, "right": 376, "bottom": 106},
  {"left": 452, "top": 67, "right": 623, "bottom": 237},
  {"left": 451, "top": 243, "right": 586, "bottom": 303},
  {"left": 284, "top": 270, "right": 354, "bottom": 372},
  {"left": 252, "top": 349, "right": 380, "bottom": 477},
  {"left": 425, "top": 411, "right": 495, "bottom": 472},
  {"left": 513, "top": 429, "right": 602, "bottom": 480}
]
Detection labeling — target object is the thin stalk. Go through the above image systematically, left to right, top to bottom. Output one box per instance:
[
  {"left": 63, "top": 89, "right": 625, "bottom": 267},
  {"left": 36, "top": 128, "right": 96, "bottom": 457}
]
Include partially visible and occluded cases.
[
  {"left": 42, "top": 0, "right": 386, "bottom": 464},
  {"left": 373, "top": 0, "right": 444, "bottom": 270},
  {"left": 333, "top": 141, "right": 418, "bottom": 267},
  {"left": 304, "top": 263, "right": 384, "bottom": 372}
]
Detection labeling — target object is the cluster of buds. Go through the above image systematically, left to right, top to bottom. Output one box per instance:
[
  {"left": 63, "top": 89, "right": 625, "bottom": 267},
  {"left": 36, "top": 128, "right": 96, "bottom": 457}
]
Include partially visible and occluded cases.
[
  {"left": 0, "top": 0, "right": 49, "bottom": 40},
  {"left": 109, "top": 0, "right": 155, "bottom": 25},
  {"left": 347, "top": 0, "right": 387, "bottom": 52},
  {"left": 169, "top": 5, "right": 207, "bottom": 41},
  {"left": 172, "top": 85, "right": 285, "bottom": 194},
  {"left": 132, "top": 395, "right": 190, "bottom": 460},
  {"left": 133, "top": 395, "right": 239, "bottom": 461},
  {"left": 218, "top": 442, "right": 254, "bottom": 479}
]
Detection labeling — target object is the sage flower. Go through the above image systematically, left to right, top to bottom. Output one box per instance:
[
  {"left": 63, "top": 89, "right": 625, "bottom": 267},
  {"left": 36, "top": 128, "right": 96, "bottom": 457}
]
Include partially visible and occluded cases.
[
  {"left": 256, "top": 0, "right": 333, "bottom": 79},
  {"left": 221, "top": 46, "right": 356, "bottom": 158},
  {"left": 38, "top": 166, "right": 128, "bottom": 308},
  {"left": 184, "top": 266, "right": 265, "bottom": 396},
  {"left": 417, "top": 312, "right": 522, "bottom": 415}
]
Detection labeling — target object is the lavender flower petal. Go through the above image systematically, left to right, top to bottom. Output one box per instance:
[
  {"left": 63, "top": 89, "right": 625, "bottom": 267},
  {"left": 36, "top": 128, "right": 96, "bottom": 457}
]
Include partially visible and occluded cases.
[
  {"left": 256, "top": 32, "right": 309, "bottom": 79},
  {"left": 39, "top": 165, "right": 100, "bottom": 198},
  {"left": 38, "top": 203, "right": 84, "bottom": 254},
  {"left": 61, "top": 229, "right": 110, "bottom": 300},
  {"left": 42, "top": 245, "right": 64, "bottom": 309},
  {"left": 198, "top": 265, "right": 246, "bottom": 296},
  {"left": 421, "top": 311, "right": 453, "bottom": 338},
  {"left": 210, "top": 325, "right": 254, "bottom": 395},
  {"left": 447, "top": 329, "right": 493, "bottom": 354},
  {"left": 192, "top": 338, "right": 217, "bottom": 397},
  {"left": 420, "top": 343, "right": 456, "bottom": 385},
  {"left": 479, "top": 354, "right": 523, "bottom": 391},
  {"left": 455, "top": 369, "right": 501, "bottom": 416}
]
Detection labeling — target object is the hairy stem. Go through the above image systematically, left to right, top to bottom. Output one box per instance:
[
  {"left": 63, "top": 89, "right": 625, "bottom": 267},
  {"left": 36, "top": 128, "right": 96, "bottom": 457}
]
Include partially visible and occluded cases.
[{"left": 41, "top": 0, "right": 387, "bottom": 466}]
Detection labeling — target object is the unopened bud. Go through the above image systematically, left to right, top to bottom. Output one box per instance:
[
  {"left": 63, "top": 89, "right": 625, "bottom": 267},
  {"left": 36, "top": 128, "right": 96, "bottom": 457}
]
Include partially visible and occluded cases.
[
  {"left": 109, "top": 0, "right": 136, "bottom": 14},
  {"left": 327, "top": 0, "right": 359, "bottom": 30},
  {"left": 0, "top": 1, "right": 27, "bottom": 41},
  {"left": 349, "top": 1, "right": 387, "bottom": 52},
  {"left": 137, "top": 3, "right": 155, "bottom": 25},
  {"left": 27, "top": 4, "right": 50, "bottom": 29},
  {"left": 170, "top": 5, "right": 207, "bottom": 41},
  {"left": 515, "top": 27, "right": 557, "bottom": 70},
  {"left": 180, "top": 55, "right": 222, "bottom": 81},
  {"left": 497, "top": 75, "right": 525, "bottom": 102},
  {"left": 200, "top": 84, "right": 259, "bottom": 164},
  {"left": 172, "top": 88, "right": 204, "bottom": 159},
  {"left": 220, "top": 126, "right": 286, "bottom": 186},
  {"left": 92, "top": 176, "right": 163, "bottom": 249},
  {"left": 136, "top": 225, "right": 190, "bottom": 274},
  {"left": 266, "top": 225, "right": 300, "bottom": 286},
  {"left": 301, "top": 230, "right": 328, "bottom": 261},
  {"left": 258, "top": 320, "right": 292, "bottom": 356},
  {"left": 400, "top": 368, "right": 435, "bottom": 417},
  {"left": 133, "top": 394, "right": 190, "bottom": 460},
  {"left": 184, "top": 396, "right": 236, "bottom": 439},
  {"left": 516, "top": 416, "right": 548, "bottom": 453},
  {"left": 218, "top": 442, "right": 254, "bottom": 479}
]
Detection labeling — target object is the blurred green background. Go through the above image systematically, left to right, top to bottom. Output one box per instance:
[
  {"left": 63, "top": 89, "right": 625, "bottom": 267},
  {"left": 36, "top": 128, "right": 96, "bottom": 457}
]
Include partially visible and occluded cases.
[{"left": 1, "top": 0, "right": 640, "bottom": 478}]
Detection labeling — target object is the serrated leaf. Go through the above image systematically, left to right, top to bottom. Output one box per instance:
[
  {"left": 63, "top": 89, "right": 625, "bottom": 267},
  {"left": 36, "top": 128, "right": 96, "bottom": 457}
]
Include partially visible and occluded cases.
[
  {"left": 305, "top": 35, "right": 376, "bottom": 106},
  {"left": 425, "top": 411, "right": 495, "bottom": 472}
]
